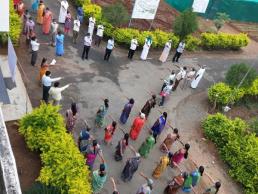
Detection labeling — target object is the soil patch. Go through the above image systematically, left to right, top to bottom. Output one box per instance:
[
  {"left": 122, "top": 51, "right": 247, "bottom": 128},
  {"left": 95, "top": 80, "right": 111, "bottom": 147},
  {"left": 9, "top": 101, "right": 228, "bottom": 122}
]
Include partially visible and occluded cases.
[
  {"left": 225, "top": 105, "right": 258, "bottom": 121},
  {"left": 5, "top": 121, "right": 41, "bottom": 192}
]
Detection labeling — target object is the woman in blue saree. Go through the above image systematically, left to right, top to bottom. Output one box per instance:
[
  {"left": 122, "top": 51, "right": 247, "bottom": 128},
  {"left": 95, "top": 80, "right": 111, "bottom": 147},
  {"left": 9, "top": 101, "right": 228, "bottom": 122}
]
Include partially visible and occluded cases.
[
  {"left": 56, "top": 31, "right": 64, "bottom": 56},
  {"left": 120, "top": 98, "right": 134, "bottom": 124},
  {"left": 95, "top": 99, "right": 109, "bottom": 128},
  {"left": 151, "top": 112, "right": 167, "bottom": 143}
]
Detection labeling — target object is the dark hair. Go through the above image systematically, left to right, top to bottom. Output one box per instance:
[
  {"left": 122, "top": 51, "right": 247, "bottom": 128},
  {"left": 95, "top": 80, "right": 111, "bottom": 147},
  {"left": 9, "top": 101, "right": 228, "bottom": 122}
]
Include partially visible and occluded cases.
[
  {"left": 46, "top": 7, "right": 49, "bottom": 10},
  {"left": 67, "top": 10, "right": 70, "bottom": 14},
  {"left": 29, "top": 17, "right": 33, "bottom": 20},
  {"left": 52, "top": 18, "right": 56, "bottom": 22},
  {"left": 58, "top": 30, "right": 62, "bottom": 35},
  {"left": 86, "top": 32, "right": 90, "bottom": 36},
  {"left": 31, "top": 36, "right": 36, "bottom": 41},
  {"left": 41, "top": 57, "right": 47, "bottom": 67},
  {"left": 183, "top": 66, "right": 187, "bottom": 70},
  {"left": 192, "top": 67, "right": 196, "bottom": 71},
  {"left": 171, "top": 70, "right": 175, "bottom": 74},
  {"left": 45, "top": 71, "right": 51, "bottom": 76},
  {"left": 169, "top": 80, "right": 173, "bottom": 85},
  {"left": 54, "top": 82, "right": 60, "bottom": 87},
  {"left": 152, "top": 95, "right": 156, "bottom": 99},
  {"left": 129, "top": 98, "right": 135, "bottom": 104},
  {"left": 104, "top": 99, "right": 109, "bottom": 108},
  {"left": 71, "top": 102, "right": 77, "bottom": 116},
  {"left": 163, "top": 112, "right": 167, "bottom": 121},
  {"left": 112, "top": 121, "right": 117, "bottom": 128},
  {"left": 86, "top": 127, "right": 91, "bottom": 132},
  {"left": 173, "top": 128, "right": 178, "bottom": 134},
  {"left": 124, "top": 133, "right": 129, "bottom": 146},
  {"left": 93, "top": 140, "right": 98, "bottom": 154},
  {"left": 184, "top": 143, "right": 190, "bottom": 159},
  {"left": 168, "top": 152, "right": 173, "bottom": 158},
  {"left": 99, "top": 164, "right": 106, "bottom": 177},
  {"left": 199, "top": 166, "right": 204, "bottom": 176},
  {"left": 183, "top": 172, "right": 188, "bottom": 179},
  {"left": 215, "top": 181, "right": 221, "bottom": 191},
  {"left": 113, "top": 192, "right": 119, "bottom": 194}
]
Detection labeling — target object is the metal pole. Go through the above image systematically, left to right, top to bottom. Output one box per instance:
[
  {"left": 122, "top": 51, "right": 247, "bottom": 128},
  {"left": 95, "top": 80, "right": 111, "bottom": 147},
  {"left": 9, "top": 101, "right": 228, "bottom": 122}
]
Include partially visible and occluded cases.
[
  {"left": 128, "top": 18, "right": 132, "bottom": 28},
  {"left": 148, "top": 19, "right": 154, "bottom": 30}
]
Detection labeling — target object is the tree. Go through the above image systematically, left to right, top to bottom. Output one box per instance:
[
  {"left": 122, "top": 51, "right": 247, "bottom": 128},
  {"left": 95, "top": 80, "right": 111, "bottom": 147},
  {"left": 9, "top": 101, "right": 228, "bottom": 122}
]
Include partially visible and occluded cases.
[
  {"left": 102, "top": 1, "right": 129, "bottom": 27},
  {"left": 173, "top": 9, "right": 198, "bottom": 40},
  {"left": 213, "top": 12, "right": 230, "bottom": 32},
  {"left": 225, "top": 63, "right": 258, "bottom": 89}
]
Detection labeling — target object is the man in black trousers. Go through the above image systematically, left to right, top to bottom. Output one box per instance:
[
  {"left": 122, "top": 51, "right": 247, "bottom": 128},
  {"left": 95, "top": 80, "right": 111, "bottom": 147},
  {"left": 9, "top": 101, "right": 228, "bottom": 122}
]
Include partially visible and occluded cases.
[{"left": 82, "top": 33, "right": 92, "bottom": 60}]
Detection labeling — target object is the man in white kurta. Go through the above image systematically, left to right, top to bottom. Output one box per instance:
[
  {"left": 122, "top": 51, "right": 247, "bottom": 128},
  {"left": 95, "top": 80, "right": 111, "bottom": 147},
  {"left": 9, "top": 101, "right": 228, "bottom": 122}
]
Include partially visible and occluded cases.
[
  {"left": 58, "top": 0, "right": 69, "bottom": 23},
  {"left": 88, "top": 16, "right": 96, "bottom": 37},
  {"left": 159, "top": 40, "right": 172, "bottom": 63},
  {"left": 191, "top": 66, "right": 206, "bottom": 89}
]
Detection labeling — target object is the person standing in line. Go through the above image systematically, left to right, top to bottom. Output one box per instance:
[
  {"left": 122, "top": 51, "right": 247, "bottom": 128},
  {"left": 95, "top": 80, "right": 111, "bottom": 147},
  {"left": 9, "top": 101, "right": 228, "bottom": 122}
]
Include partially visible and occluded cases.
[
  {"left": 31, "top": 0, "right": 39, "bottom": 12},
  {"left": 37, "top": 0, "right": 45, "bottom": 24},
  {"left": 58, "top": 0, "right": 69, "bottom": 24},
  {"left": 17, "top": 1, "right": 25, "bottom": 17},
  {"left": 76, "top": 6, "right": 84, "bottom": 23},
  {"left": 42, "top": 7, "right": 52, "bottom": 34},
  {"left": 22, "top": 10, "right": 30, "bottom": 35},
  {"left": 64, "top": 11, "right": 72, "bottom": 34},
  {"left": 88, "top": 15, "right": 96, "bottom": 37},
  {"left": 72, "top": 16, "right": 80, "bottom": 43},
  {"left": 25, "top": 17, "right": 35, "bottom": 45},
  {"left": 50, "top": 19, "right": 59, "bottom": 46},
  {"left": 95, "top": 24, "right": 104, "bottom": 47},
  {"left": 56, "top": 31, "right": 65, "bottom": 56},
  {"left": 81, "top": 33, "right": 92, "bottom": 60},
  {"left": 30, "top": 36, "right": 40, "bottom": 66},
  {"left": 140, "top": 36, "right": 152, "bottom": 60},
  {"left": 104, "top": 37, "right": 114, "bottom": 61},
  {"left": 128, "top": 37, "right": 138, "bottom": 60},
  {"left": 159, "top": 40, "right": 172, "bottom": 63},
  {"left": 172, "top": 40, "right": 185, "bottom": 63},
  {"left": 38, "top": 57, "right": 49, "bottom": 85},
  {"left": 191, "top": 65, "right": 206, "bottom": 89},
  {"left": 172, "top": 66, "right": 187, "bottom": 91},
  {"left": 182, "top": 67, "right": 196, "bottom": 89},
  {"left": 160, "top": 70, "right": 176, "bottom": 92},
  {"left": 41, "top": 71, "right": 62, "bottom": 103},
  {"left": 159, "top": 80, "right": 173, "bottom": 106},
  {"left": 49, "top": 82, "right": 70, "bottom": 105},
  {"left": 141, "top": 95, "right": 156, "bottom": 119},
  {"left": 119, "top": 98, "right": 134, "bottom": 124},
  {"left": 95, "top": 99, "right": 109, "bottom": 128},
  {"left": 65, "top": 102, "right": 78, "bottom": 133},
  {"left": 151, "top": 112, "right": 167, "bottom": 142},
  {"left": 130, "top": 113, "right": 146, "bottom": 141},
  {"left": 78, "top": 121, "right": 93, "bottom": 152},
  {"left": 103, "top": 121, "right": 117, "bottom": 145},
  {"left": 160, "top": 128, "right": 179, "bottom": 153},
  {"left": 138, "top": 132, "right": 155, "bottom": 158},
  {"left": 114, "top": 133, "right": 129, "bottom": 161},
  {"left": 85, "top": 140, "right": 103, "bottom": 170},
  {"left": 170, "top": 144, "right": 190, "bottom": 168},
  {"left": 152, "top": 152, "right": 172, "bottom": 179},
  {"left": 92, "top": 156, "right": 107, "bottom": 193},
  {"left": 191, "top": 166, "right": 205, "bottom": 188},
  {"left": 136, "top": 172, "right": 154, "bottom": 194},
  {"left": 164, "top": 172, "right": 187, "bottom": 194},
  {"left": 181, "top": 173, "right": 193, "bottom": 192},
  {"left": 110, "top": 177, "right": 119, "bottom": 194},
  {"left": 203, "top": 182, "right": 221, "bottom": 194}
]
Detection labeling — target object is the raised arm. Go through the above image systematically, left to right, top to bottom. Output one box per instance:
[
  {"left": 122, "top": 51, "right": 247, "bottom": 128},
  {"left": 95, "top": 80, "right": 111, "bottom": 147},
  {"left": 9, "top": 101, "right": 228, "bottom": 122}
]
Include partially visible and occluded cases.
[{"left": 110, "top": 177, "right": 118, "bottom": 192}]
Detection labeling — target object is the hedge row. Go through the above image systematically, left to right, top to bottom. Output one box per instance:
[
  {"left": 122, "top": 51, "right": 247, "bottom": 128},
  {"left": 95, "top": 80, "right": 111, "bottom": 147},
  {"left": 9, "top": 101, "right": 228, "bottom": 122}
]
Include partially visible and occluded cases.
[
  {"left": 9, "top": 0, "right": 22, "bottom": 45},
  {"left": 78, "top": 1, "right": 249, "bottom": 50},
  {"left": 19, "top": 104, "right": 92, "bottom": 194},
  {"left": 202, "top": 113, "right": 258, "bottom": 194}
]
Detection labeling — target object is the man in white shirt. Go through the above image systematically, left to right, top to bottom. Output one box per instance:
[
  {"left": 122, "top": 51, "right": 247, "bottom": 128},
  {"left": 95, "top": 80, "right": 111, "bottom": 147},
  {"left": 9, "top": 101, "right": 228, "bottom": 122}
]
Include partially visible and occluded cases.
[
  {"left": 58, "top": 0, "right": 69, "bottom": 23},
  {"left": 88, "top": 16, "right": 95, "bottom": 37},
  {"left": 72, "top": 17, "right": 80, "bottom": 44},
  {"left": 95, "top": 24, "right": 104, "bottom": 47},
  {"left": 81, "top": 33, "right": 92, "bottom": 60},
  {"left": 30, "top": 36, "right": 40, "bottom": 66},
  {"left": 104, "top": 37, "right": 114, "bottom": 61},
  {"left": 128, "top": 37, "right": 138, "bottom": 60},
  {"left": 172, "top": 40, "right": 186, "bottom": 63},
  {"left": 172, "top": 66, "right": 187, "bottom": 91},
  {"left": 160, "top": 70, "right": 175, "bottom": 92},
  {"left": 42, "top": 71, "right": 62, "bottom": 103},
  {"left": 159, "top": 80, "right": 173, "bottom": 106},
  {"left": 49, "top": 81, "right": 70, "bottom": 105}
]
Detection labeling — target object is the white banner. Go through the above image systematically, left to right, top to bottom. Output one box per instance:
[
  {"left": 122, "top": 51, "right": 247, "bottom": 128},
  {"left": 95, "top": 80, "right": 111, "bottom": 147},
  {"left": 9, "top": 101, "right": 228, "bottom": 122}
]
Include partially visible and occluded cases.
[
  {"left": 0, "top": 0, "right": 9, "bottom": 31},
  {"left": 132, "top": 0, "right": 160, "bottom": 20},
  {"left": 192, "top": 0, "right": 209, "bottom": 13},
  {"left": 8, "top": 37, "right": 17, "bottom": 83}
]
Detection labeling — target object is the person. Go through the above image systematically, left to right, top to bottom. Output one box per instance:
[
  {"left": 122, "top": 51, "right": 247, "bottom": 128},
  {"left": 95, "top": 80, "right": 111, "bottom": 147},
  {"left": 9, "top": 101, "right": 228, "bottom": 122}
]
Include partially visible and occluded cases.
[
  {"left": 13, "top": 0, "right": 20, "bottom": 10},
  {"left": 31, "top": 0, "right": 39, "bottom": 12},
  {"left": 37, "top": 0, "right": 45, "bottom": 24},
  {"left": 58, "top": 0, "right": 69, "bottom": 24},
  {"left": 17, "top": 1, "right": 25, "bottom": 16},
  {"left": 77, "top": 6, "right": 84, "bottom": 23},
  {"left": 42, "top": 7, "right": 52, "bottom": 34},
  {"left": 22, "top": 10, "right": 30, "bottom": 35},
  {"left": 64, "top": 11, "right": 72, "bottom": 34},
  {"left": 88, "top": 15, "right": 95, "bottom": 37},
  {"left": 72, "top": 16, "right": 80, "bottom": 43},
  {"left": 25, "top": 17, "right": 35, "bottom": 45},
  {"left": 50, "top": 19, "right": 59, "bottom": 46},
  {"left": 95, "top": 24, "right": 104, "bottom": 47},
  {"left": 27, "top": 29, "right": 36, "bottom": 48},
  {"left": 56, "top": 31, "right": 64, "bottom": 56},
  {"left": 81, "top": 33, "right": 92, "bottom": 60},
  {"left": 30, "top": 36, "right": 40, "bottom": 66},
  {"left": 140, "top": 36, "right": 152, "bottom": 60},
  {"left": 104, "top": 37, "right": 114, "bottom": 61},
  {"left": 128, "top": 37, "right": 138, "bottom": 60},
  {"left": 159, "top": 40, "right": 172, "bottom": 63},
  {"left": 172, "top": 40, "right": 185, "bottom": 63},
  {"left": 39, "top": 57, "right": 49, "bottom": 85},
  {"left": 191, "top": 65, "right": 206, "bottom": 89},
  {"left": 172, "top": 66, "right": 187, "bottom": 91},
  {"left": 182, "top": 67, "right": 196, "bottom": 89},
  {"left": 161, "top": 70, "right": 176, "bottom": 92},
  {"left": 42, "top": 71, "right": 62, "bottom": 103},
  {"left": 159, "top": 80, "right": 173, "bottom": 106},
  {"left": 49, "top": 82, "right": 70, "bottom": 105},
  {"left": 141, "top": 95, "right": 156, "bottom": 119},
  {"left": 119, "top": 98, "right": 134, "bottom": 124},
  {"left": 95, "top": 99, "right": 109, "bottom": 127},
  {"left": 65, "top": 102, "right": 78, "bottom": 132},
  {"left": 151, "top": 112, "right": 167, "bottom": 142},
  {"left": 130, "top": 113, "right": 146, "bottom": 140},
  {"left": 104, "top": 121, "right": 117, "bottom": 145},
  {"left": 78, "top": 122, "right": 93, "bottom": 152},
  {"left": 160, "top": 128, "right": 179, "bottom": 153},
  {"left": 138, "top": 132, "right": 155, "bottom": 158},
  {"left": 114, "top": 133, "right": 129, "bottom": 161},
  {"left": 85, "top": 139, "right": 103, "bottom": 170},
  {"left": 170, "top": 143, "right": 190, "bottom": 168},
  {"left": 121, "top": 146, "right": 141, "bottom": 182},
  {"left": 152, "top": 152, "right": 172, "bottom": 179},
  {"left": 92, "top": 156, "right": 107, "bottom": 193},
  {"left": 191, "top": 166, "right": 205, "bottom": 188},
  {"left": 136, "top": 172, "right": 153, "bottom": 194},
  {"left": 164, "top": 173, "right": 187, "bottom": 194},
  {"left": 181, "top": 173, "right": 192, "bottom": 192},
  {"left": 111, "top": 177, "right": 119, "bottom": 194},
  {"left": 203, "top": 182, "right": 221, "bottom": 194}
]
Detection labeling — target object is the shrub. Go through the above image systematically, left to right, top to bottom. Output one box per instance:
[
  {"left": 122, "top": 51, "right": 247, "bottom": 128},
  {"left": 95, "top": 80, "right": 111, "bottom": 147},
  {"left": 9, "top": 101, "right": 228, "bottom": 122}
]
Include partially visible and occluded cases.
[
  {"left": 9, "top": 0, "right": 22, "bottom": 45},
  {"left": 74, "top": 0, "right": 90, "bottom": 7},
  {"left": 102, "top": 2, "right": 130, "bottom": 26},
  {"left": 82, "top": 3, "right": 102, "bottom": 22},
  {"left": 173, "top": 9, "right": 198, "bottom": 40},
  {"left": 213, "top": 12, "right": 230, "bottom": 32},
  {"left": 113, "top": 28, "right": 140, "bottom": 46},
  {"left": 0, "top": 32, "right": 8, "bottom": 46},
  {"left": 201, "top": 32, "right": 249, "bottom": 50},
  {"left": 185, "top": 35, "right": 201, "bottom": 51},
  {"left": 225, "top": 63, "right": 258, "bottom": 89},
  {"left": 246, "top": 78, "right": 258, "bottom": 96},
  {"left": 208, "top": 82, "right": 233, "bottom": 106},
  {"left": 19, "top": 104, "right": 92, "bottom": 194},
  {"left": 203, "top": 114, "right": 258, "bottom": 194},
  {"left": 249, "top": 117, "right": 258, "bottom": 136},
  {"left": 25, "top": 182, "right": 61, "bottom": 194}
]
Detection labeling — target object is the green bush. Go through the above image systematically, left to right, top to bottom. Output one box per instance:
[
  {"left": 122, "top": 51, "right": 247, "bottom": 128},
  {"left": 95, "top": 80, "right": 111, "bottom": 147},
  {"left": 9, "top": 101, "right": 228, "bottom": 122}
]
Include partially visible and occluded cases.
[
  {"left": 9, "top": 0, "right": 22, "bottom": 45},
  {"left": 74, "top": 0, "right": 90, "bottom": 7},
  {"left": 82, "top": 3, "right": 102, "bottom": 21},
  {"left": 0, "top": 32, "right": 8, "bottom": 46},
  {"left": 201, "top": 32, "right": 249, "bottom": 50},
  {"left": 185, "top": 35, "right": 201, "bottom": 51},
  {"left": 225, "top": 63, "right": 258, "bottom": 89},
  {"left": 246, "top": 78, "right": 258, "bottom": 96},
  {"left": 208, "top": 82, "right": 233, "bottom": 106},
  {"left": 19, "top": 104, "right": 92, "bottom": 194},
  {"left": 203, "top": 113, "right": 258, "bottom": 194},
  {"left": 249, "top": 117, "right": 258, "bottom": 136},
  {"left": 25, "top": 182, "right": 61, "bottom": 194}
]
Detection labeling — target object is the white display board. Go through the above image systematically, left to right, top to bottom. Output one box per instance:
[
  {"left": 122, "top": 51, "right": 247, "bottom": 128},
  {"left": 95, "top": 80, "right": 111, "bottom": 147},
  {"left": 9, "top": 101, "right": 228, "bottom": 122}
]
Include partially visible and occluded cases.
[
  {"left": 0, "top": 0, "right": 9, "bottom": 31},
  {"left": 132, "top": 0, "right": 160, "bottom": 20},
  {"left": 192, "top": 0, "right": 209, "bottom": 13},
  {"left": 8, "top": 38, "right": 17, "bottom": 83}
]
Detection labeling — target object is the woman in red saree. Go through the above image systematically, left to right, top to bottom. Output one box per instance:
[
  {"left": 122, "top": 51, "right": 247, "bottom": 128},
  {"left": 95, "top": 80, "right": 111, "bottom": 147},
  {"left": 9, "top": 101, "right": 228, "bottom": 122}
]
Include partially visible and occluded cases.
[
  {"left": 42, "top": 7, "right": 52, "bottom": 34},
  {"left": 130, "top": 113, "right": 146, "bottom": 140},
  {"left": 104, "top": 121, "right": 117, "bottom": 144}
]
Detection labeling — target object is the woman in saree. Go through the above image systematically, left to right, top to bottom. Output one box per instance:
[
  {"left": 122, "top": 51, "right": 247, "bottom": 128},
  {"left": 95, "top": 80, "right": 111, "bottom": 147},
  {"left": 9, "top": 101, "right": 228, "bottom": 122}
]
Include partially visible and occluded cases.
[
  {"left": 31, "top": 0, "right": 39, "bottom": 12},
  {"left": 37, "top": 0, "right": 45, "bottom": 24},
  {"left": 42, "top": 7, "right": 52, "bottom": 34},
  {"left": 64, "top": 10, "right": 72, "bottom": 34},
  {"left": 56, "top": 31, "right": 65, "bottom": 56},
  {"left": 38, "top": 57, "right": 49, "bottom": 85},
  {"left": 119, "top": 98, "right": 134, "bottom": 124},
  {"left": 95, "top": 99, "right": 109, "bottom": 128},
  {"left": 65, "top": 102, "right": 78, "bottom": 133},
  {"left": 151, "top": 112, "right": 167, "bottom": 143},
  {"left": 130, "top": 113, "right": 146, "bottom": 140},
  {"left": 104, "top": 121, "right": 117, "bottom": 145},
  {"left": 160, "top": 128, "right": 179, "bottom": 153},
  {"left": 138, "top": 132, "right": 155, "bottom": 158},
  {"left": 114, "top": 133, "right": 129, "bottom": 161},
  {"left": 85, "top": 140, "right": 102, "bottom": 170},
  {"left": 170, "top": 143, "right": 190, "bottom": 168},
  {"left": 152, "top": 152, "right": 172, "bottom": 179},
  {"left": 92, "top": 156, "right": 107, "bottom": 193},
  {"left": 191, "top": 166, "right": 204, "bottom": 188},
  {"left": 164, "top": 172, "right": 187, "bottom": 194}
]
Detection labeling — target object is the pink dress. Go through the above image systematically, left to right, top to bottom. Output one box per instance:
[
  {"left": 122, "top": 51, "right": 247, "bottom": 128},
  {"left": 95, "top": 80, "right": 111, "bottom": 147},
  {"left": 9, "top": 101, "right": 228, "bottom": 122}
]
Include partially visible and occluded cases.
[
  {"left": 42, "top": 10, "right": 52, "bottom": 34},
  {"left": 172, "top": 150, "right": 184, "bottom": 165}
]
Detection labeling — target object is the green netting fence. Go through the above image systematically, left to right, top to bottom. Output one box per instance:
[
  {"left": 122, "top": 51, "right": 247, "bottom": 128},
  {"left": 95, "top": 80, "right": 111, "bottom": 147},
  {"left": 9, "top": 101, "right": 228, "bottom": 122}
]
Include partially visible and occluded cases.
[{"left": 165, "top": 0, "right": 258, "bottom": 23}]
